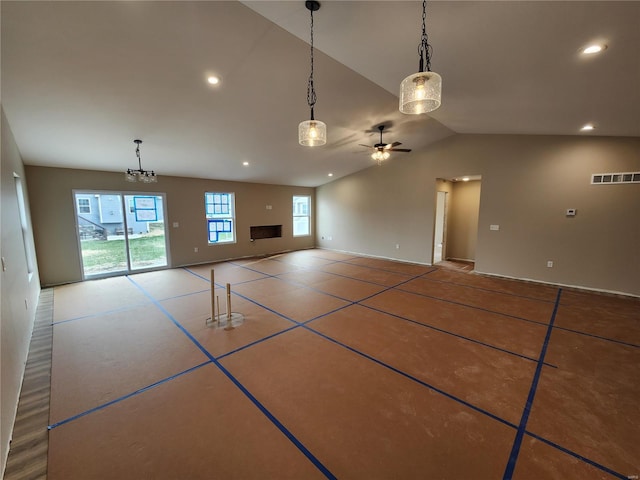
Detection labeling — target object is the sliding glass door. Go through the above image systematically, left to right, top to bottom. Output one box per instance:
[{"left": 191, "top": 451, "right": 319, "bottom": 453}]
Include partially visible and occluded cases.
[{"left": 74, "top": 191, "right": 168, "bottom": 278}]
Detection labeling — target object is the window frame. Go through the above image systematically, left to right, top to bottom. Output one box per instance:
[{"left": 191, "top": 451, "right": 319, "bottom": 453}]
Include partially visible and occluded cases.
[
  {"left": 205, "top": 192, "right": 236, "bottom": 245},
  {"left": 292, "top": 195, "right": 311, "bottom": 237},
  {"left": 77, "top": 197, "right": 91, "bottom": 214}
]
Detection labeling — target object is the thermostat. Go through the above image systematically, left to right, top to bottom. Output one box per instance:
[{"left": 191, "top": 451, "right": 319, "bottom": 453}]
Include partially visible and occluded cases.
[{"left": 566, "top": 209, "right": 577, "bottom": 216}]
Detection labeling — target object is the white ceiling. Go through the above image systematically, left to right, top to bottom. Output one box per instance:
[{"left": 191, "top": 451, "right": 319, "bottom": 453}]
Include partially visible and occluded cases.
[{"left": 2, "top": 1, "right": 639, "bottom": 187}]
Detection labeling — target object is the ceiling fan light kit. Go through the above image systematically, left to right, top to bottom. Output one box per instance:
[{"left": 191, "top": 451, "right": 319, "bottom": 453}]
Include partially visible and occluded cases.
[
  {"left": 299, "top": 0, "right": 327, "bottom": 146},
  {"left": 400, "top": 0, "right": 442, "bottom": 114},
  {"left": 360, "top": 125, "right": 412, "bottom": 165},
  {"left": 125, "top": 139, "right": 157, "bottom": 183},
  {"left": 371, "top": 150, "right": 390, "bottom": 164}
]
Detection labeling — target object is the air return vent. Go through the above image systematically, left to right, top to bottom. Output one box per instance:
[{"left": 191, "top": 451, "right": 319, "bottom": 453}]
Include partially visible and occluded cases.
[{"left": 591, "top": 172, "right": 640, "bottom": 185}]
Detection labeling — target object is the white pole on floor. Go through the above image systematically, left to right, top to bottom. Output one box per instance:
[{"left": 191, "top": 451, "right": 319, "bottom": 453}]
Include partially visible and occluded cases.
[
  {"left": 210, "top": 269, "right": 216, "bottom": 323},
  {"left": 224, "top": 283, "right": 234, "bottom": 330},
  {"left": 216, "top": 295, "right": 221, "bottom": 326}
]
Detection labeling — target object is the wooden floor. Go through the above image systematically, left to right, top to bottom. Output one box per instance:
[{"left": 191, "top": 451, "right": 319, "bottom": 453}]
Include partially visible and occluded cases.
[
  {"left": 4, "top": 249, "right": 639, "bottom": 479},
  {"left": 4, "top": 288, "right": 53, "bottom": 480}
]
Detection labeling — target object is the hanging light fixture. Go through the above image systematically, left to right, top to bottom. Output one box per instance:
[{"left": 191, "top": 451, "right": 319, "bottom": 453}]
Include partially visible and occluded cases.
[
  {"left": 298, "top": 0, "right": 326, "bottom": 146},
  {"left": 399, "top": 0, "right": 442, "bottom": 114},
  {"left": 125, "top": 139, "right": 157, "bottom": 183},
  {"left": 371, "top": 149, "right": 390, "bottom": 165}
]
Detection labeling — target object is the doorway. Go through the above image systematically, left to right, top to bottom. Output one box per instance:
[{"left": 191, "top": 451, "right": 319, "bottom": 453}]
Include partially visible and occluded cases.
[
  {"left": 432, "top": 177, "right": 482, "bottom": 269},
  {"left": 433, "top": 190, "right": 447, "bottom": 263},
  {"left": 74, "top": 191, "right": 169, "bottom": 278}
]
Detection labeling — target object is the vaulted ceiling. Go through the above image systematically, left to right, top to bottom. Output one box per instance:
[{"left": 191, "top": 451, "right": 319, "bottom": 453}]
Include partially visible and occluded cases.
[{"left": 2, "top": 1, "right": 638, "bottom": 187}]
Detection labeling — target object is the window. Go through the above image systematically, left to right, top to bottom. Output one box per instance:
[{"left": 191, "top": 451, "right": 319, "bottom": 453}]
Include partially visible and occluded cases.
[
  {"left": 14, "top": 174, "right": 35, "bottom": 276},
  {"left": 205, "top": 192, "right": 235, "bottom": 244},
  {"left": 293, "top": 195, "right": 311, "bottom": 237},
  {"left": 77, "top": 197, "right": 91, "bottom": 214}
]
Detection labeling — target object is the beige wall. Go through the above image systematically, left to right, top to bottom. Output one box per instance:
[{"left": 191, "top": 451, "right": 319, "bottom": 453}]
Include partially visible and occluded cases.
[
  {"left": 1, "top": 108, "right": 41, "bottom": 475},
  {"left": 317, "top": 134, "right": 640, "bottom": 297},
  {"left": 25, "top": 166, "right": 315, "bottom": 286},
  {"left": 447, "top": 180, "right": 481, "bottom": 261}
]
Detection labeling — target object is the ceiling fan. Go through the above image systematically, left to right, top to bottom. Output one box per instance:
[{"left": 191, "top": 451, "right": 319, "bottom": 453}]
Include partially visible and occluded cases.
[{"left": 359, "top": 125, "right": 411, "bottom": 165}]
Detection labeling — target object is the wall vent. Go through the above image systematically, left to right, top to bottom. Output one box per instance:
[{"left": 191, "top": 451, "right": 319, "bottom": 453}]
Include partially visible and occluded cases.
[{"left": 591, "top": 172, "right": 640, "bottom": 185}]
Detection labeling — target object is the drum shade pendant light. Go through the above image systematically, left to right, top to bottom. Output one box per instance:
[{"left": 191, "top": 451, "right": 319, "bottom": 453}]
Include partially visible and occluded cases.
[
  {"left": 298, "top": 0, "right": 326, "bottom": 146},
  {"left": 399, "top": 0, "right": 442, "bottom": 114},
  {"left": 125, "top": 139, "right": 157, "bottom": 183}
]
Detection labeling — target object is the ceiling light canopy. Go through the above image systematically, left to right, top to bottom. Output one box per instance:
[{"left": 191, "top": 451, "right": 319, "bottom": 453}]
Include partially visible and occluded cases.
[
  {"left": 299, "top": 0, "right": 326, "bottom": 147},
  {"left": 399, "top": 0, "right": 442, "bottom": 115},
  {"left": 125, "top": 139, "right": 157, "bottom": 183}
]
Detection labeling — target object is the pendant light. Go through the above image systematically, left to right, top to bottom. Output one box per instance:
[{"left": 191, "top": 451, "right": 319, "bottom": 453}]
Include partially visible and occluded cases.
[
  {"left": 298, "top": 0, "right": 326, "bottom": 146},
  {"left": 399, "top": 0, "right": 442, "bottom": 114},
  {"left": 125, "top": 139, "right": 157, "bottom": 183}
]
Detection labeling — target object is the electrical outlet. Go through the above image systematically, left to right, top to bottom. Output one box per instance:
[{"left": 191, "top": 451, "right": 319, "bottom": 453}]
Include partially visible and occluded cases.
[
  {"left": 395, "top": 244, "right": 400, "bottom": 249},
  {"left": 194, "top": 247, "right": 198, "bottom": 253},
  {"left": 547, "top": 261, "right": 554, "bottom": 268}
]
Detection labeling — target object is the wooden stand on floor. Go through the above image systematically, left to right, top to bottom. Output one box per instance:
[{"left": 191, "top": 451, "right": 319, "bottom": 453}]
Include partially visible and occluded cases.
[{"left": 205, "top": 270, "right": 244, "bottom": 329}]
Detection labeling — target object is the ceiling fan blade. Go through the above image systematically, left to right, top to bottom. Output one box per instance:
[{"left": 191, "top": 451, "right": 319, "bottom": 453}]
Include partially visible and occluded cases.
[
  {"left": 358, "top": 144, "right": 374, "bottom": 149},
  {"left": 389, "top": 148, "right": 412, "bottom": 152}
]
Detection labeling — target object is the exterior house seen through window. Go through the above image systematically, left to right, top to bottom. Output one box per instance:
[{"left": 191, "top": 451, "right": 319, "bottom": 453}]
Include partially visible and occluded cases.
[
  {"left": 205, "top": 192, "right": 235, "bottom": 244},
  {"left": 293, "top": 195, "right": 311, "bottom": 237}
]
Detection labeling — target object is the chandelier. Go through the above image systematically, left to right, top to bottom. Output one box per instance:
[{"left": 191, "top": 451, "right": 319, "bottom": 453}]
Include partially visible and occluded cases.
[
  {"left": 298, "top": 0, "right": 327, "bottom": 146},
  {"left": 399, "top": 0, "right": 442, "bottom": 114},
  {"left": 125, "top": 139, "right": 157, "bottom": 183}
]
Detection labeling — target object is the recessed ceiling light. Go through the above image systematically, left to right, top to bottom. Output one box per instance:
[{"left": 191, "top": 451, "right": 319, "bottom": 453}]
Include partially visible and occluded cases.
[
  {"left": 581, "top": 44, "right": 607, "bottom": 55},
  {"left": 207, "top": 75, "right": 221, "bottom": 85},
  {"left": 580, "top": 124, "right": 595, "bottom": 131},
  {"left": 242, "top": 161, "right": 249, "bottom": 166},
  {"left": 328, "top": 173, "right": 333, "bottom": 177}
]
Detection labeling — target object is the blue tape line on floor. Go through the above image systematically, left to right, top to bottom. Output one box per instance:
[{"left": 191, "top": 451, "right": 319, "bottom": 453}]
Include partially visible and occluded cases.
[
  {"left": 185, "top": 261, "right": 624, "bottom": 477},
  {"left": 186, "top": 266, "right": 545, "bottom": 425},
  {"left": 421, "top": 274, "right": 558, "bottom": 304},
  {"left": 126, "top": 275, "right": 337, "bottom": 480},
  {"left": 396, "top": 285, "right": 551, "bottom": 328},
  {"left": 502, "top": 288, "right": 563, "bottom": 480},
  {"left": 52, "top": 301, "right": 152, "bottom": 325},
  {"left": 359, "top": 303, "right": 557, "bottom": 368},
  {"left": 304, "top": 323, "right": 519, "bottom": 430},
  {"left": 552, "top": 325, "right": 639, "bottom": 349},
  {"left": 48, "top": 361, "right": 212, "bottom": 430},
  {"left": 523, "top": 430, "right": 629, "bottom": 480}
]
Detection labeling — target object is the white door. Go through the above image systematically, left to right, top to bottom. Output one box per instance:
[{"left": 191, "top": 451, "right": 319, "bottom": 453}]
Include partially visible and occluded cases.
[{"left": 433, "top": 191, "right": 447, "bottom": 263}]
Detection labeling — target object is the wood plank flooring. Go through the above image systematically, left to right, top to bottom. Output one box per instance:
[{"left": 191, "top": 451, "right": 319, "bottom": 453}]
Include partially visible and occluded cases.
[{"left": 4, "top": 288, "right": 53, "bottom": 480}]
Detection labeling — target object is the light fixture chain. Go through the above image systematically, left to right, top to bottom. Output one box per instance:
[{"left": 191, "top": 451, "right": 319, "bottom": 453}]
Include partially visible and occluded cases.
[
  {"left": 418, "top": 0, "right": 433, "bottom": 73},
  {"left": 306, "top": 6, "right": 317, "bottom": 114},
  {"left": 136, "top": 142, "right": 142, "bottom": 170}
]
